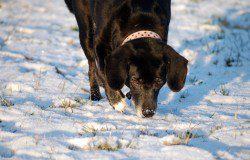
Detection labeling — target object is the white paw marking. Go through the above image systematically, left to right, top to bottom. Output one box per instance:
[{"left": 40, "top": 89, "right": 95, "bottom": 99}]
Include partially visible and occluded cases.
[
  {"left": 113, "top": 98, "right": 127, "bottom": 113},
  {"left": 135, "top": 108, "right": 144, "bottom": 118}
]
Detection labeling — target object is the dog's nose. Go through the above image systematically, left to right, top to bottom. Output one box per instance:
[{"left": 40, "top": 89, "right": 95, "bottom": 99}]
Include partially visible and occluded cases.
[{"left": 142, "top": 108, "right": 155, "bottom": 118}]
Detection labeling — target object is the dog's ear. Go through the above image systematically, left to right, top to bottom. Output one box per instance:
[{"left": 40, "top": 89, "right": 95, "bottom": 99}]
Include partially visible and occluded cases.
[
  {"left": 105, "top": 45, "right": 134, "bottom": 90},
  {"left": 163, "top": 45, "right": 188, "bottom": 92}
]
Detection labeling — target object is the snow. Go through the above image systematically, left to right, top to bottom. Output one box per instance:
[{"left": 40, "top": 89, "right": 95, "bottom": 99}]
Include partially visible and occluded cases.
[{"left": 0, "top": 0, "right": 250, "bottom": 159}]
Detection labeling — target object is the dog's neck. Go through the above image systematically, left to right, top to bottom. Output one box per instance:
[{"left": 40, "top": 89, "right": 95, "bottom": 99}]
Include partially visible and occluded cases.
[{"left": 121, "top": 30, "right": 162, "bottom": 46}]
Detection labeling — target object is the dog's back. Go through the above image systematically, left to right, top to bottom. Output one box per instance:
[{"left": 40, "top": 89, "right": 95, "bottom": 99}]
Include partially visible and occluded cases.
[
  {"left": 64, "top": 0, "right": 74, "bottom": 13},
  {"left": 64, "top": 0, "right": 171, "bottom": 24}
]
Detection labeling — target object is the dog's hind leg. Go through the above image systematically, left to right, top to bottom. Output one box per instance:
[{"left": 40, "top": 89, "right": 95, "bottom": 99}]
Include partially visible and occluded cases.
[
  {"left": 73, "top": 0, "right": 102, "bottom": 101},
  {"left": 79, "top": 26, "right": 102, "bottom": 101},
  {"left": 88, "top": 60, "right": 102, "bottom": 101}
]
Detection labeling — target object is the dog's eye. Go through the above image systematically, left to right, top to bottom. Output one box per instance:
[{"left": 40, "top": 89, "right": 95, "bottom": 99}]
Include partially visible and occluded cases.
[
  {"left": 131, "top": 77, "right": 141, "bottom": 88},
  {"left": 131, "top": 77, "right": 139, "bottom": 84},
  {"left": 155, "top": 78, "right": 163, "bottom": 87}
]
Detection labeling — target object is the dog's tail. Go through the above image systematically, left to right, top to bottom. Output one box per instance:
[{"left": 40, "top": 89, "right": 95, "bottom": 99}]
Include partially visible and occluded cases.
[{"left": 64, "top": 0, "right": 74, "bottom": 14}]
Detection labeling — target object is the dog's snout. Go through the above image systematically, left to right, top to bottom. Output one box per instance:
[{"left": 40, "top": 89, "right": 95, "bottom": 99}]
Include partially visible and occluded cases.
[{"left": 132, "top": 89, "right": 158, "bottom": 118}]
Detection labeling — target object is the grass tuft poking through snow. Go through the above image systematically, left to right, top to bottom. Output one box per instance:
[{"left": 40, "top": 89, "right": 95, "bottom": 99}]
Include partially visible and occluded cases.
[
  {"left": 70, "top": 26, "right": 79, "bottom": 32},
  {"left": 219, "top": 85, "right": 230, "bottom": 96},
  {"left": 0, "top": 96, "right": 14, "bottom": 107},
  {"left": 53, "top": 98, "right": 87, "bottom": 112},
  {"left": 60, "top": 99, "right": 80, "bottom": 108},
  {"left": 81, "top": 123, "right": 117, "bottom": 136},
  {"left": 82, "top": 125, "right": 98, "bottom": 136},
  {"left": 163, "top": 130, "right": 200, "bottom": 146},
  {"left": 96, "top": 142, "right": 121, "bottom": 151}
]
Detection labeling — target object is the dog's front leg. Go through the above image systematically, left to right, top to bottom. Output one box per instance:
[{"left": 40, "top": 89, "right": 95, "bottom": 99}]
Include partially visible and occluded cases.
[
  {"left": 95, "top": 43, "right": 127, "bottom": 113},
  {"left": 96, "top": 68, "right": 127, "bottom": 113},
  {"left": 105, "top": 85, "right": 126, "bottom": 113}
]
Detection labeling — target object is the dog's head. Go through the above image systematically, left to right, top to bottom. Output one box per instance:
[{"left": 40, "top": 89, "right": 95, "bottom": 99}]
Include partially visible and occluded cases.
[{"left": 105, "top": 39, "right": 188, "bottom": 117}]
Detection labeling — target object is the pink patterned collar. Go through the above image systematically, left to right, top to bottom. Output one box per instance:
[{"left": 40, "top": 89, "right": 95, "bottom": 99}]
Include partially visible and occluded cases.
[{"left": 121, "top": 30, "right": 162, "bottom": 46}]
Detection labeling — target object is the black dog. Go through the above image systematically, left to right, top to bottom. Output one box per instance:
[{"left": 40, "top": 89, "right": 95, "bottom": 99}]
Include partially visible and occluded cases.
[{"left": 64, "top": 0, "right": 188, "bottom": 117}]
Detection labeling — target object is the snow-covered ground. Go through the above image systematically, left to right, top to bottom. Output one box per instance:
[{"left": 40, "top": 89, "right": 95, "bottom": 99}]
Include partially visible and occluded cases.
[{"left": 0, "top": 0, "right": 249, "bottom": 159}]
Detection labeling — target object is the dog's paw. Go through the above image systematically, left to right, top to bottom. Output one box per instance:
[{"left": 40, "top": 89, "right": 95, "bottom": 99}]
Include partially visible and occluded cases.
[
  {"left": 89, "top": 90, "right": 102, "bottom": 101},
  {"left": 89, "top": 94, "right": 102, "bottom": 101},
  {"left": 112, "top": 98, "right": 127, "bottom": 113}
]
